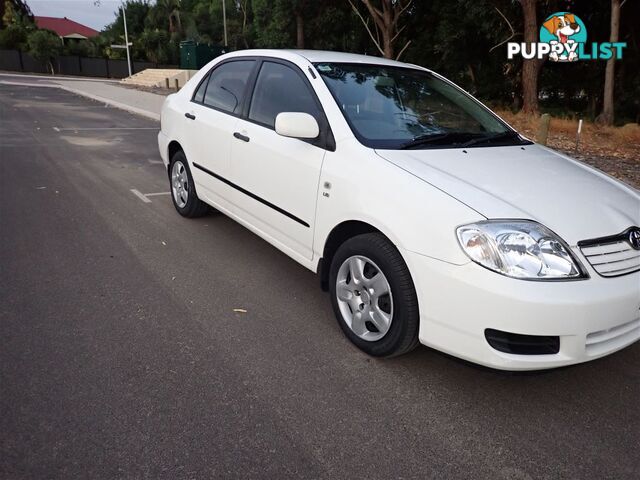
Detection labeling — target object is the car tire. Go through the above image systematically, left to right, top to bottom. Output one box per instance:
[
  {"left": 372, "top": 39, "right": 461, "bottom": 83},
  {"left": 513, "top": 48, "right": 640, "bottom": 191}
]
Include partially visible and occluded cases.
[
  {"left": 169, "top": 150, "right": 210, "bottom": 218},
  {"left": 329, "top": 233, "right": 420, "bottom": 357}
]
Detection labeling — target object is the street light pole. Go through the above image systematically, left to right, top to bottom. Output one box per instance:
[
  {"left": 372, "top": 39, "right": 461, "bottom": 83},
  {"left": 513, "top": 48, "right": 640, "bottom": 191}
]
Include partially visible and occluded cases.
[
  {"left": 222, "top": 0, "right": 228, "bottom": 47},
  {"left": 122, "top": 2, "right": 132, "bottom": 77}
]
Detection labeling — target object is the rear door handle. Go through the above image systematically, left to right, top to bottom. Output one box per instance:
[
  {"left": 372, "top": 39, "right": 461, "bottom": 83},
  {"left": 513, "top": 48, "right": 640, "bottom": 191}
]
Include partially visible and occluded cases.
[
  {"left": 185, "top": 113, "right": 196, "bottom": 120},
  {"left": 233, "top": 132, "right": 250, "bottom": 142}
]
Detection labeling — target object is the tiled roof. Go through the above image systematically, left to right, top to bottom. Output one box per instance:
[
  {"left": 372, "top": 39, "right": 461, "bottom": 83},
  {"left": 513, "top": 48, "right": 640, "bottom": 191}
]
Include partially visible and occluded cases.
[{"left": 35, "top": 16, "right": 99, "bottom": 38}]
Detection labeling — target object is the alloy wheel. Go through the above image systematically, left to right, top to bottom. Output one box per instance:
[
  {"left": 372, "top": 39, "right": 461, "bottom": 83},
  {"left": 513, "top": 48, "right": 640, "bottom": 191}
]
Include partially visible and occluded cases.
[
  {"left": 171, "top": 160, "right": 189, "bottom": 208},
  {"left": 335, "top": 255, "right": 394, "bottom": 342}
]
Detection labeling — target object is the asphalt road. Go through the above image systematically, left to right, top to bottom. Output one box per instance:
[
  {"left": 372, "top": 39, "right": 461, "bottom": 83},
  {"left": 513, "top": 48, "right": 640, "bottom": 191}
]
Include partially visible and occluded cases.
[{"left": 1, "top": 84, "right": 639, "bottom": 479}]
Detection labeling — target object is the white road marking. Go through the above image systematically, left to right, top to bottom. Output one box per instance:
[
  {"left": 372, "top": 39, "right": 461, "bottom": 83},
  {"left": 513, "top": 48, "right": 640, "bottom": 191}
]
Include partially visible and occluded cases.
[
  {"left": 52, "top": 127, "right": 60, "bottom": 132},
  {"left": 147, "top": 159, "right": 164, "bottom": 165},
  {"left": 130, "top": 189, "right": 152, "bottom": 203},
  {"left": 145, "top": 192, "right": 171, "bottom": 197}
]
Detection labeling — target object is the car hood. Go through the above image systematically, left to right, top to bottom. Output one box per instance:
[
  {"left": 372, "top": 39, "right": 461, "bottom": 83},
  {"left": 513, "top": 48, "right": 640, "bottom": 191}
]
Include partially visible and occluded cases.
[{"left": 375, "top": 144, "right": 640, "bottom": 245}]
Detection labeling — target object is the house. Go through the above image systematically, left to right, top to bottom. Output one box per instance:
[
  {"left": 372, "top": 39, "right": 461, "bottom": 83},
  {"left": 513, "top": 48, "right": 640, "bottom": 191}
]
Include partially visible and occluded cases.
[{"left": 34, "top": 16, "right": 99, "bottom": 43}]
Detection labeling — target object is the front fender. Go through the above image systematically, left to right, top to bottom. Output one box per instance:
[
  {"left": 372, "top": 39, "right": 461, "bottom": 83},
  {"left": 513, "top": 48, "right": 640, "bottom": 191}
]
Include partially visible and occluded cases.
[{"left": 313, "top": 139, "right": 483, "bottom": 266}]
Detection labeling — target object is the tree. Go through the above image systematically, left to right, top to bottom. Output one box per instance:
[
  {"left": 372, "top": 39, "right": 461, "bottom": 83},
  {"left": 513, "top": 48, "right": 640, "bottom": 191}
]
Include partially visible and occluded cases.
[
  {"left": 1, "top": 0, "right": 33, "bottom": 26},
  {"left": 1, "top": 0, "right": 35, "bottom": 49},
  {"left": 156, "top": 0, "right": 182, "bottom": 34},
  {"left": 237, "top": 0, "right": 251, "bottom": 48},
  {"left": 252, "top": 0, "right": 295, "bottom": 48},
  {"left": 293, "top": 0, "right": 307, "bottom": 48},
  {"left": 348, "top": 0, "right": 413, "bottom": 60},
  {"left": 518, "top": 0, "right": 541, "bottom": 114},
  {"left": 596, "top": 0, "right": 622, "bottom": 125},
  {"left": 101, "top": 1, "right": 151, "bottom": 60},
  {"left": 0, "top": 22, "right": 28, "bottom": 48},
  {"left": 138, "top": 28, "right": 171, "bottom": 63},
  {"left": 27, "top": 29, "right": 61, "bottom": 74}
]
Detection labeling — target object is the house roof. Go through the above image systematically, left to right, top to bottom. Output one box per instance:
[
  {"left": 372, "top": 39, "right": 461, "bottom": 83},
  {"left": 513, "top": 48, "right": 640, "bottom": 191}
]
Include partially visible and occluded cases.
[{"left": 34, "top": 16, "right": 99, "bottom": 39}]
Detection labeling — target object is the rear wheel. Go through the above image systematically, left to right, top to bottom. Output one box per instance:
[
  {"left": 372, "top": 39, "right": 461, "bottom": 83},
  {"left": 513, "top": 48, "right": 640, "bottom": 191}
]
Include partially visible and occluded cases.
[
  {"left": 169, "top": 150, "right": 209, "bottom": 218},
  {"left": 329, "top": 233, "right": 420, "bottom": 357}
]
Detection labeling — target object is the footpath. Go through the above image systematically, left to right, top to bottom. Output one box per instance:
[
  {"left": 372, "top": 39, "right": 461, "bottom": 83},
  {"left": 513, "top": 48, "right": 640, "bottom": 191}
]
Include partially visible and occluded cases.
[{"left": 0, "top": 72, "right": 166, "bottom": 121}]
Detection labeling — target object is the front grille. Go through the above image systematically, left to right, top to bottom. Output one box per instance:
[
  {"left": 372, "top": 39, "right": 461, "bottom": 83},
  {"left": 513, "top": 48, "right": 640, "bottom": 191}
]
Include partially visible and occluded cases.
[
  {"left": 579, "top": 236, "right": 640, "bottom": 278},
  {"left": 586, "top": 318, "right": 640, "bottom": 356}
]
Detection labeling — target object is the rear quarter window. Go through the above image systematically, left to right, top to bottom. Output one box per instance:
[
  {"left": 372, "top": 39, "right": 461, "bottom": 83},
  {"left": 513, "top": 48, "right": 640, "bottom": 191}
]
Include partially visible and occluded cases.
[{"left": 192, "top": 72, "right": 209, "bottom": 104}]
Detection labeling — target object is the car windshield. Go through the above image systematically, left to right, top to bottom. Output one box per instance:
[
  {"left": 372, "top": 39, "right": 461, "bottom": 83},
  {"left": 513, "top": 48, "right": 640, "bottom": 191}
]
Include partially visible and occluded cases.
[{"left": 315, "top": 63, "right": 529, "bottom": 150}]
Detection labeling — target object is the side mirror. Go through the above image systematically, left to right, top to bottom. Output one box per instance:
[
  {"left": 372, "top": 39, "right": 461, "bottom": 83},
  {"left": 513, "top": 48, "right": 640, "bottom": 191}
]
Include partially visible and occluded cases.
[{"left": 275, "top": 112, "right": 319, "bottom": 139}]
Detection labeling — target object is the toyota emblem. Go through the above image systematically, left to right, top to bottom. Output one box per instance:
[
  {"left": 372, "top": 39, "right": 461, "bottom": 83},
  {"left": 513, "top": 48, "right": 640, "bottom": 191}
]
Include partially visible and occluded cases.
[{"left": 629, "top": 227, "right": 640, "bottom": 250}]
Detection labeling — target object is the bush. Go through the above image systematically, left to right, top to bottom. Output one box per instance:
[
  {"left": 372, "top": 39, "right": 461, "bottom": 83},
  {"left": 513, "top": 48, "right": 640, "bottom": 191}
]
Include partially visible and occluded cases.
[
  {"left": 0, "top": 23, "right": 28, "bottom": 49},
  {"left": 27, "top": 29, "right": 61, "bottom": 74}
]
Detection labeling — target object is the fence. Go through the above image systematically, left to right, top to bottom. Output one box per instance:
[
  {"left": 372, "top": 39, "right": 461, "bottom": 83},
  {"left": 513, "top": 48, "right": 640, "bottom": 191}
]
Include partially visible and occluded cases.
[{"left": 0, "top": 49, "right": 177, "bottom": 79}]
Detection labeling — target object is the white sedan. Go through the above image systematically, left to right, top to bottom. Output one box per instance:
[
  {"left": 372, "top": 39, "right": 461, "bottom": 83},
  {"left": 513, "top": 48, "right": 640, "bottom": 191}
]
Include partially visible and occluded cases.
[{"left": 158, "top": 50, "right": 640, "bottom": 370}]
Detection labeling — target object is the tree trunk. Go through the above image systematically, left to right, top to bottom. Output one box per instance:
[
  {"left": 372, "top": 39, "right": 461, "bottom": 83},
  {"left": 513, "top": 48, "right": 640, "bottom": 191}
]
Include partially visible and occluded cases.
[
  {"left": 355, "top": 0, "right": 410, "bottom": 59},
  {"left": 520, "top": 0, "right": 539, "bottom": 115},
  {"left": 596, "top": 0, "right": 620, "bottom": 126},
  {"left": 240, "top": 1, "right": 249, "bottom": 49},
  {"left": 381, "top": 4, "right": 393, "bottom": 59},
  {"left": 174, "top": 11, "right": 182, "bottom": 34},
  {"left": 296, "top": 11, "right": 304, "bottom": 49},
  {"left": 382, "top": 33, "right": 393, "bottom": 58},
  {"left": 467, "top": 64, "right": 476, "bottom": 90},
  {"left": 588, "top": 93, "right": 597, "bottom": 119}
]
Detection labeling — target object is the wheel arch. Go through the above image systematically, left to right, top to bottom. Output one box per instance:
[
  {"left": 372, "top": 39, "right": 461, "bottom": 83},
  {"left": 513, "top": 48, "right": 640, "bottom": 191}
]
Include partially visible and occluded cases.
[
  {"left": 167, "top": 140, "right": 184, "bottom": 175},
  {"left": 318, "top": 220, "right": 395, "bottom": 291}
]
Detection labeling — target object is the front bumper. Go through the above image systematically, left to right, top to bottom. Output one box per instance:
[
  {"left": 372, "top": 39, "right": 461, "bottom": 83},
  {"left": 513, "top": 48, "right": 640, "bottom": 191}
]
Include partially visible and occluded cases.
[{"left": 402, "top": 248, "right": 640, "bottom": 370}]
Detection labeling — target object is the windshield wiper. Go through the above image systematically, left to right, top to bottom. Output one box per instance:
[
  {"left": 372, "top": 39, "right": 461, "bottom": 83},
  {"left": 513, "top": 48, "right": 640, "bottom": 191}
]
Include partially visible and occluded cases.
[
  {"left": 459, "top": 131, "right": 524, "bottom": 148},
  {"left": 400, "top": 132, "right": 480, "bottom": 150}
]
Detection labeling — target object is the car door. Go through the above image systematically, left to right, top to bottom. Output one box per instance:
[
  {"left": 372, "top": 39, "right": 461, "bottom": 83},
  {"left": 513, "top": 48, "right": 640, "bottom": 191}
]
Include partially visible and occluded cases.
[
  {"left": 183, "top": 59, "right": 256, "bottom": 210},
  {"left": 229, "top": 60, "right": 330, "bottom": 261}
]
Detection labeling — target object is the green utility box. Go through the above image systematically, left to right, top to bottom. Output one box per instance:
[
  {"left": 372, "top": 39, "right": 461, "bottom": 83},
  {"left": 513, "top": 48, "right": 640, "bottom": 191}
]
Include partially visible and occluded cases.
[{"left": 180, "top": 41, "right": 227, "bottom": 70}]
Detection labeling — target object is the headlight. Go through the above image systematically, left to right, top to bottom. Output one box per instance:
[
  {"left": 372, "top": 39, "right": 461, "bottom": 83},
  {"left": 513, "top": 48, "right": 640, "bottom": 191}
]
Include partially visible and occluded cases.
[{"left": 456, "top": 220, "right": 587, "bottom": 280}]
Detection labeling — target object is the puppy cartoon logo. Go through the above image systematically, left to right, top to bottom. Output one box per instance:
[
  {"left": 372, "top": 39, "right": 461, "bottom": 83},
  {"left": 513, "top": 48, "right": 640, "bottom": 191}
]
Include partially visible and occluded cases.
[
  {"left": 508, "top": 12, "right": 624, "bottom": 62},
  {"left": 540, "top": 12, "right": 587, "bottom": 62}
]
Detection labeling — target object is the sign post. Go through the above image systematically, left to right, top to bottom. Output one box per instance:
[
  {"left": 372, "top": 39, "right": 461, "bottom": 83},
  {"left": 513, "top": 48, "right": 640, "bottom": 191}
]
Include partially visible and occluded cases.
[
  {"left": 222, "top": 0, "right": 228, "bottom": 47},
  {"left": 122, "top": 2, "right": 132, "bottom": 77}
]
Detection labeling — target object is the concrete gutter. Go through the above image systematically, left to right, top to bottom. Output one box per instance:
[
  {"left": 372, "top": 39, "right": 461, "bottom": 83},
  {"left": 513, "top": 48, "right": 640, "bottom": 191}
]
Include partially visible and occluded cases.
[{"left": 58, "top": 84, "right": 161, "bottom": 121}]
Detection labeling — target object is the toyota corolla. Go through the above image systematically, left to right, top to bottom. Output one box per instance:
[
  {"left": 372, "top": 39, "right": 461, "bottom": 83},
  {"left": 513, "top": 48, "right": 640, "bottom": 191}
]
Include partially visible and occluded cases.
[{"left": 158, "top": 50, "right": 640, "bottom": 370}]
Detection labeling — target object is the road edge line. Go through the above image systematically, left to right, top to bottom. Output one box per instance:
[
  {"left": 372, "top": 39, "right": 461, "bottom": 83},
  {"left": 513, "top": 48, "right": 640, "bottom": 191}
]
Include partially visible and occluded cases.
[{"left": 59, "top": 85, "right": 161, "bottom": 122}]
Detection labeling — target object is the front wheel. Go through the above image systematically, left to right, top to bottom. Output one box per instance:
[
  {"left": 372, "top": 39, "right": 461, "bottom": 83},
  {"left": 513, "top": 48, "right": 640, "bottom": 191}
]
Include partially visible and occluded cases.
[
  {"left": 169, "top": 150, "right": 209, "bottom": 218},
  {"left": 329, "top": 233, "right": 420, "bottom": 357}
]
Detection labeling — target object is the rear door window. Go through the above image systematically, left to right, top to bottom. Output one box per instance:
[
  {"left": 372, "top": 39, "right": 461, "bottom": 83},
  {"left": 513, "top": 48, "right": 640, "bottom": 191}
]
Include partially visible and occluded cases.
[{"left": 202, "top": 60, "right": 255, "bottom": 114}]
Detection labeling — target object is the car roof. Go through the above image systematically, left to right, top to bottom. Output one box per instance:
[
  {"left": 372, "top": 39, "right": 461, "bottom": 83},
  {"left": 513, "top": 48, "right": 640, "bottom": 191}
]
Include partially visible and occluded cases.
[
  {"left": 224, "top": 49, "right": 427, "bottom": 71},
  {"left": 285, "top": 50, "right": 421, "bottom": 68}
]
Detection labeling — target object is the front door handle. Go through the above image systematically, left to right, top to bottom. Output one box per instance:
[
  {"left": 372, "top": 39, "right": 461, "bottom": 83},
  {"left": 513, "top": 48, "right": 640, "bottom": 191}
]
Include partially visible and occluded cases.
[
  {"left": 185, "top": 112, "right": 196, "bottom": 120},
  {"left": 233, "top": 132, "right": 250, "bottom": 142}
]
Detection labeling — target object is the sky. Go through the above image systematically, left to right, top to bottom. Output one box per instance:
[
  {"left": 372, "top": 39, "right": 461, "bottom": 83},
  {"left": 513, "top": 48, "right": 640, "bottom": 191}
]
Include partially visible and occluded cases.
[{"left": 27, "top": 0, "right": 124, "bottom": 31}]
